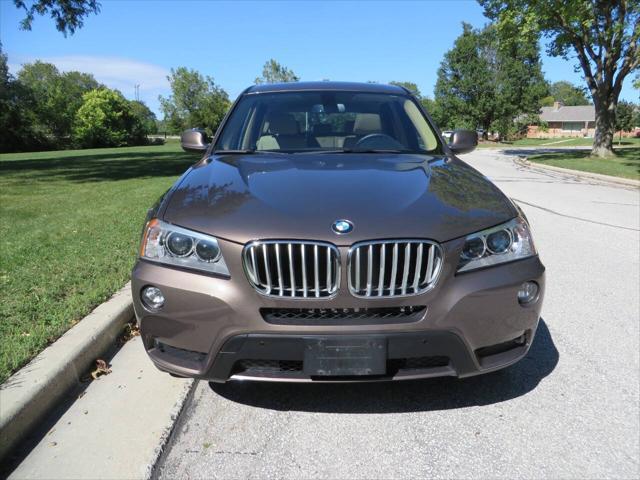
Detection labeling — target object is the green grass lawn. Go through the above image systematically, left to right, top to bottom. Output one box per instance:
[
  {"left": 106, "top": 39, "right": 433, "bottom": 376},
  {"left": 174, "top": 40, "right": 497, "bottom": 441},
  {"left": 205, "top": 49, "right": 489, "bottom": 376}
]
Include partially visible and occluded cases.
[
  {"left": 477, "top": 137, "right": 640, "bottom": 148},
  {"left": 0, "top": 140, "right": 195, "bottom": 383},
  {"left": 527, "top": 147, "right": 640, "bottom": 180}
]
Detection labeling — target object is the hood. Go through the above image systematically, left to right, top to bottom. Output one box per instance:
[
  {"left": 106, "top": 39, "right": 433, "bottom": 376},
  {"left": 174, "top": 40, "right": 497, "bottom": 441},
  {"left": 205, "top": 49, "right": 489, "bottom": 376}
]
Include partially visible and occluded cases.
[{"left": 162, "top": 153, "right": 516, "bottom": 245}]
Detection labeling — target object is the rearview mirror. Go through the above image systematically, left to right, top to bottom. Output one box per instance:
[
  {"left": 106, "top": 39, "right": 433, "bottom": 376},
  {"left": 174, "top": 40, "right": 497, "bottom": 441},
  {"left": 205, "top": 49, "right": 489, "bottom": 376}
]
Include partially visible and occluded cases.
[
  {"left": 181, "top": 129, "right": 210, "bottom": 154},
  {"left": 448, "top": 129, "right": 477, "bottom": 155}
]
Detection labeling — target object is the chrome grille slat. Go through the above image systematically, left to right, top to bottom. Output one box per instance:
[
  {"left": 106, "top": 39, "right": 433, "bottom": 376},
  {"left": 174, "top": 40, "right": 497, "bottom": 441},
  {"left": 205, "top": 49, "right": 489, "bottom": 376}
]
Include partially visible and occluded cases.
[
  {"left": 348, "top": 240, "right": 443, "bottom": 298},
  {"left": 244, "top": 241, "right": 340, "bottom": 298},
  {"left": 275, "top": 243, "right": 284, "bottom": 296},
  {"left": 288, "top": 243, "right": 295, "bottom": 298},
  {"left": 377, "top": 243, "right": 386, "bottom": 297},
  {"left": 390, "top": 243, "right": 398, "bottom": 296},
  {"left": 401, "top": 243, "right": 411, "bottom": 295},
  {"left": 413, "top": 243, "right": 423, "bottom": 291},
  {"left": 262, "top": 244, "right": 271, "bottom": 295},
  {"left": 301, "top": 244, "right": 307, "bottom": 298},
  {"left": 313, "top": 245, "right": 320, "bottom": 298},
  {"left": 366, "top": 245, "right": 373, "bottom": 296},
  {"left": 326, "top": 246, "right": 331, "bottom": 292}
]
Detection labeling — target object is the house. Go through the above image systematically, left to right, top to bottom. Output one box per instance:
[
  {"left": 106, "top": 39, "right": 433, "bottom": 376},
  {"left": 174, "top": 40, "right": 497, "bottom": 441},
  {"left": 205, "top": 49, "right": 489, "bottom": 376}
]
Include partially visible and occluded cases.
[{"left": 527, "top": 101, "right": 595, "bottom": 138}]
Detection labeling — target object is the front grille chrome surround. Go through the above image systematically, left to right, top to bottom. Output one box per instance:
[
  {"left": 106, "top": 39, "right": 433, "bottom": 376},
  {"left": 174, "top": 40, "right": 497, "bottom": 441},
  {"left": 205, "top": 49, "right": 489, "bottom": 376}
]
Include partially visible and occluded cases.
[
  {"left": 348, "top": 239, "right": 443, "bottom": 298},
  {"left": 243, "top": 240, "right": 340, "bottom": 298}
]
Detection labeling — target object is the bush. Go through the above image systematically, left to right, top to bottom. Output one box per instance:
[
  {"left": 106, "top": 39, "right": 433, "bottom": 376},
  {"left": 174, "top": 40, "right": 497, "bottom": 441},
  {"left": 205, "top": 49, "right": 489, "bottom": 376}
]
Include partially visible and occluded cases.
[{"left": 72, "top": 89, "right": 151, "bottom": 148}]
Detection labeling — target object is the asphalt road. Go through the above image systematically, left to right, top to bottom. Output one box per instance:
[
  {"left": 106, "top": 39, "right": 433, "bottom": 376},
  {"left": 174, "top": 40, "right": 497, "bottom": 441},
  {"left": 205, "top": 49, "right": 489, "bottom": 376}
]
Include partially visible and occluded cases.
[{"left": 156, "top": 150, "right": 640, "bottom": 479}]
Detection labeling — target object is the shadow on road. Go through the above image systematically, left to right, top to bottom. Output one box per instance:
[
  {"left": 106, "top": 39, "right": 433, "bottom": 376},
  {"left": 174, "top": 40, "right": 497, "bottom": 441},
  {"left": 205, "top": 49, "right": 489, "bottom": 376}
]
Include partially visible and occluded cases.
[{"left": 209, "top": 319, "right": 558, "bottom": 413}]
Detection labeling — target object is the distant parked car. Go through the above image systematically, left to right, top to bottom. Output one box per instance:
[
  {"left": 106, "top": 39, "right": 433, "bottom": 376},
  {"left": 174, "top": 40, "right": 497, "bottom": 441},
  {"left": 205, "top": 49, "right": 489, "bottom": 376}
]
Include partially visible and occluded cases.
[{"left": 132, "top": 81, "right": 545, "bottom": 383}]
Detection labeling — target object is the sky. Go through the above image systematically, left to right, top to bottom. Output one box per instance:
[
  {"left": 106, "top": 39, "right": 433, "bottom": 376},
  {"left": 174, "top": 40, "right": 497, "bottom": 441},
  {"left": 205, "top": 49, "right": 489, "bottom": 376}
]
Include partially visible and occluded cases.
[{"left": 1, "top": 0, "right": 637, "bottom": 116}]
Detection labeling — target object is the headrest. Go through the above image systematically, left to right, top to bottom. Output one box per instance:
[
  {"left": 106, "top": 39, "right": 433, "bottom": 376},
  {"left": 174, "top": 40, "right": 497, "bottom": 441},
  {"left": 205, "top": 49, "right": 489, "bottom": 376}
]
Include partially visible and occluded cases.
[
  {"left": 267, "top": 113, "right": 298, "bottom": 135},
  {"left": 353, "top": 113, "right": 382, "bottom": 135}
]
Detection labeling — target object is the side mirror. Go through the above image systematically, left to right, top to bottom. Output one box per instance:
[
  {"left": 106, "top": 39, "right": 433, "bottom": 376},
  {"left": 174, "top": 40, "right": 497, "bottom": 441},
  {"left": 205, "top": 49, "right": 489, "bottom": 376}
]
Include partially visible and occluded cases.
[
  {"left": 180, "top": 128, "right": 210, "bottom": 153},
  {"left": 448, "top": 129, "right": 478, "bottom": 155}
]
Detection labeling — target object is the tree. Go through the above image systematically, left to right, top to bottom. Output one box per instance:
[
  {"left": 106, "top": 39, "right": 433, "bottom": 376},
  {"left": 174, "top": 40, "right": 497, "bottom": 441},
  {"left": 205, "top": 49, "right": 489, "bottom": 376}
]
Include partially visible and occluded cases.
[
  {"left": 13, "top": 0, "right": 100, "bottom": 36},
  {"left": 480, "top": 0, "right": 640, "bottom": 157},
  {"left": 434, "top": 23, "right": 547, "bottom": 137},
  {"left": 435, "top": 24, "right": 496, "bottom": 132},
  {"left": 0, "top": 45, "right": 46, "bottom": 152},
  {"left": 254, "top": 59, "right": 299, "bottom": 84},
  {"left": 18, "top": 61, "right": 100, "bottom": 144},
  {"left": 159, "top": 67, "right": 230, "bottom": 135},
  {"left": 548, "top": 80, "right": 590, "bottom": 105},
  {"left": 72, "top": 88, "right": 145, "bottom": 148},
  {"left": 129, "top": 100, "right": 157, "bottom": 137},
  {"left": 615, "top": 100, "right": 636, "bottom": 143}
]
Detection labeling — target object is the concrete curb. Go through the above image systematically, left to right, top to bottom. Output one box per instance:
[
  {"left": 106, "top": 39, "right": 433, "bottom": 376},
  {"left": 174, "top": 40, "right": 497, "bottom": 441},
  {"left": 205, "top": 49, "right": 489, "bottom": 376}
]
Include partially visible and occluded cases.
[
  {"left": 515, "top": 155, "right": 640, "bottom": 188},
  {"left": 0, "top": 283, "right": 134, "bottom": 460}
]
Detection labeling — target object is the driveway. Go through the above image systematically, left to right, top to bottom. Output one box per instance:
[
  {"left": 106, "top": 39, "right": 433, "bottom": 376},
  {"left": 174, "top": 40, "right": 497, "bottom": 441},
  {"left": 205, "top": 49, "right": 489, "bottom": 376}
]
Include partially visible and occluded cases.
[{"left": 155, "top": 149, "right": 639, "bottom": 479}]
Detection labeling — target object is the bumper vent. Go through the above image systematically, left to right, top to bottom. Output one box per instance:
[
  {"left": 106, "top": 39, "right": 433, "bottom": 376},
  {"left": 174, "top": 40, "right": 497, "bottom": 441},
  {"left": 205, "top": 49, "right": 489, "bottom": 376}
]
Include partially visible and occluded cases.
[
  {"left": 243, "top": 240, "right": 340, "bottom": 298},
  {"left": 348, "top": 240, "right": 443, "bottom": 298},
  {"left": 261, "top": 306, "right": 426, "bottom": 326}
]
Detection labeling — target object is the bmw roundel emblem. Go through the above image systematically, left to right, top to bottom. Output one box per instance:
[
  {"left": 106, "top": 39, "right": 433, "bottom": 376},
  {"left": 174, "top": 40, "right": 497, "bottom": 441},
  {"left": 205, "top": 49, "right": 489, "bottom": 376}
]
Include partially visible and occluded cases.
[{"left": 332, "top": 219, "right": 353, "bottom": 235}]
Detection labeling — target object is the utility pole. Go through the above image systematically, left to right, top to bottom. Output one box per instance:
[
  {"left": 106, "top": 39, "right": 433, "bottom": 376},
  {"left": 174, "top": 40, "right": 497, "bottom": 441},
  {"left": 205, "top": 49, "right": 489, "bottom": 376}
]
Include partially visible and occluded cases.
[{"left": 134, "top": 84, "right": 140, "bottom": 101}]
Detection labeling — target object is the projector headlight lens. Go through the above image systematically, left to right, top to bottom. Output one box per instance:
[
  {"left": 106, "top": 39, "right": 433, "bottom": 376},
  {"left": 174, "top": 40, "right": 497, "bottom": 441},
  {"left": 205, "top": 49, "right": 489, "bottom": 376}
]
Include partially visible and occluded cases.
[
  {"left": 457, "top": 216, "right": 536, "bottom": 273},
  {"left": 140, "top": 219, "right": 229, "bottom": 276},
  {"left": 486, "top": 229, "right": 512, "bottom": 254},
  {"left": 195, "top": 239, "right": 221, "bottom": 262}
]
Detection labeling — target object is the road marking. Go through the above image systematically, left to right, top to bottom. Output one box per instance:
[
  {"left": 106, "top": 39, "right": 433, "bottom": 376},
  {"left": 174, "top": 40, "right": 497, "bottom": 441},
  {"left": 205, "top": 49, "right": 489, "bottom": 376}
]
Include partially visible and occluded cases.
[{"left": 512, "top": 198, "right": 640, "bottom": 232}]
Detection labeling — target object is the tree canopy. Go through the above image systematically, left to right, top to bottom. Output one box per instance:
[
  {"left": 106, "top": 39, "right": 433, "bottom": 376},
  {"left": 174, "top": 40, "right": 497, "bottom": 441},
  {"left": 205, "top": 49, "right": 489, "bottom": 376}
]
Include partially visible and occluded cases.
[
  {"left": 13, "top": 0, "right": 101, "bottom": 36},
  {"left": 480, "top": 0, "right": 639, "bottom": 156},
  {"left": 434, "top": 22, "right": 547, "bottom": 137},
  {"left": 0, "top": 45, "right": 46, "bottom": 151},
  {"left": 254, "top": 59, "right": 300, "bottom": 84},
  {"left": 18, "top": 61, "right": 100, "bottom": 142},
  {"left": 159, "top": 67, "right": 230, "bottom": 136},
  {"left": 547, "top": 80, "right": 591, "bottom": 106},
  {"left": 72, "top": 88, "right": 147, "bottom": 148},
  {"left": 615, "top": 100, "right": 636, "bottom": 134}
]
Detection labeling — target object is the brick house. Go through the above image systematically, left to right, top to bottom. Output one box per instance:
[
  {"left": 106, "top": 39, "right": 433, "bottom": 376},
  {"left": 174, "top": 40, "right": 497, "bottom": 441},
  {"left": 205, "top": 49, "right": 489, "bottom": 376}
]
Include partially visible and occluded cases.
[
  {"left": 527, "top": 101, "right": 639, "bottom": 138},
  {"left": 527, "top": 102, "right": 595, "bottom": 138}
]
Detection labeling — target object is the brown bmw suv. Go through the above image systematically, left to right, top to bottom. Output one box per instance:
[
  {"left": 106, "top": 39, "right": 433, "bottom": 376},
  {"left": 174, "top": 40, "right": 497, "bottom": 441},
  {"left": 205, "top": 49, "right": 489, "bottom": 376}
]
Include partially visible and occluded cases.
[{"left": 131, "top": 82, "right": 545, "bottom": 382}]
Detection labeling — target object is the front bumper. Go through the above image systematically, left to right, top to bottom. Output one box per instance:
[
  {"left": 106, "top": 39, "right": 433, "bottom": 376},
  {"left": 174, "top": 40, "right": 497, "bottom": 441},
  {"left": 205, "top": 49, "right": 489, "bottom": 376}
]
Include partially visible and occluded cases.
[{"left": 131, "top": 238, "right": 545, "bottom": 382}]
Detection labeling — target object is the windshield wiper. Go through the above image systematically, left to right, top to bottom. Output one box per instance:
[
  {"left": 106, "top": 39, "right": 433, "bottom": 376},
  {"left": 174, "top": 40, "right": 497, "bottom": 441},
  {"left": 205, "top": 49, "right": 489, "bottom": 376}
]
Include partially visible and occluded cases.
[
  {"left": 302, "top": 148, "right": 422, "bottom": 154},
  {"left": 213, "top": 149, "right": 258, "bottom": 154}
]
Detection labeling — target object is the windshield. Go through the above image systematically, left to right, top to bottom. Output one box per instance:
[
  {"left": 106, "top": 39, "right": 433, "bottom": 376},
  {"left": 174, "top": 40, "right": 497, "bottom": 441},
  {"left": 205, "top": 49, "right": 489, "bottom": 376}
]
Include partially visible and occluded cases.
[{"left": 214, "top": 91, "right": 441, "bottom": 154}]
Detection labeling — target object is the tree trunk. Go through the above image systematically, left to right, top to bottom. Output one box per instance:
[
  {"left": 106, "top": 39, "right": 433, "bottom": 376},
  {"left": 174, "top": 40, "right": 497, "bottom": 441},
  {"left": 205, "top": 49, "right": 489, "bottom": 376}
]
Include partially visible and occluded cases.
[{"left": 591, "top": 99, "right": 616, "bottom": 158}]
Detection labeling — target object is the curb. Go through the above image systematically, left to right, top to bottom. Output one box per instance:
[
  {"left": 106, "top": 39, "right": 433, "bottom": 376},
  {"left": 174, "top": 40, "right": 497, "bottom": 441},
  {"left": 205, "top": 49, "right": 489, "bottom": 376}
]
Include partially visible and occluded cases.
[
  {"left": 515, "top": 156, "right": 640, "bottom": 188},
  {"left": 0, "top": 283, "right": 134, "bottom": 460}
]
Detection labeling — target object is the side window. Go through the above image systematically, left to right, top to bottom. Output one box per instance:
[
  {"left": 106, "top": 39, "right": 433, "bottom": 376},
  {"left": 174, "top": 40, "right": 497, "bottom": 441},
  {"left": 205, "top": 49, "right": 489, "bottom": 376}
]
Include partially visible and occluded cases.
[
  {"left": 216, "top": 97, "right": 255, "bottom": 150},
  {"left": 403, "top": 99, "right": 437, "bottom": 151}
]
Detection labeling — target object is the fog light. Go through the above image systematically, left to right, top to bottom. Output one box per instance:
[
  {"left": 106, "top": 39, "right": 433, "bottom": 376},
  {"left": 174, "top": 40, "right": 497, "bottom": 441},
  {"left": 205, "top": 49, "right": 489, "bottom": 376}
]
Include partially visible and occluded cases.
[
  {"left": 517, "top": 281, "right": 539, "bottom": 305},
  {"left": 141, "top": 286, "right": 165, "bottom": 310}
]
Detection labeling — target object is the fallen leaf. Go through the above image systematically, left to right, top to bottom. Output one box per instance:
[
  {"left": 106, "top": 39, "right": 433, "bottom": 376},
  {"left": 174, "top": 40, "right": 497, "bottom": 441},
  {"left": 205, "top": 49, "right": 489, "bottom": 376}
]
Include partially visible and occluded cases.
[
  {"left": 119, "top": 322, "right": 140, "bottom": 344},
  {"left": 90, "top": 359, "right": 111, "bottom": 380}
]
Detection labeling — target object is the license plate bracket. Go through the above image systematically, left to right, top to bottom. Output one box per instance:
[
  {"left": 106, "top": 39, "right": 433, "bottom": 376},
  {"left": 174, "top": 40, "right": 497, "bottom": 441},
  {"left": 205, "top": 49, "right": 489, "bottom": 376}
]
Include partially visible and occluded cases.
[{"left": 303, "top": 337, "right": 387, "bottom": 376}]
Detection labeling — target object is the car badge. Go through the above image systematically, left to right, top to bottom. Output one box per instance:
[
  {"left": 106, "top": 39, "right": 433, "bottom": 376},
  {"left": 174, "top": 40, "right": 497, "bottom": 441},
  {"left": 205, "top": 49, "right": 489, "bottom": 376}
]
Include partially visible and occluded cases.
[{"left": 332, "top": 219, "right": 354, "bottom": 235}]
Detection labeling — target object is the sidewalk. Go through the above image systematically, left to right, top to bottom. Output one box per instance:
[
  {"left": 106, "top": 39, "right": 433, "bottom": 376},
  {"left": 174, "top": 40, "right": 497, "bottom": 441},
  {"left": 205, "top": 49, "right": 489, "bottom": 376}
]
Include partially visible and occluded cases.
[{"left": 8, "top": 337, "right": 193, "bottom": 480}]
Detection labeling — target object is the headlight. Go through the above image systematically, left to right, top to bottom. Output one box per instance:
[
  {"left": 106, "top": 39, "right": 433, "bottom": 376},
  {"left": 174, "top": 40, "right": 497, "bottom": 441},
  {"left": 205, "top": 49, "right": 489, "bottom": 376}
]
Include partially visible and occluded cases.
[
  {"left": 457, "top": 217, "right": 536, "bottom": 273},
  {"left": 140, "top": 219, "right": 230, "bottom": 276}
]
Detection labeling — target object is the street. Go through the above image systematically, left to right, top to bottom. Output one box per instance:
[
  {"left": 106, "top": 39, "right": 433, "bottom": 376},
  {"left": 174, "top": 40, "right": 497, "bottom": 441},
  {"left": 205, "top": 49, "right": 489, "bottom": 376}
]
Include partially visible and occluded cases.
[{"left": 155, "top": 149, "right": 639, "bottom": 479}]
